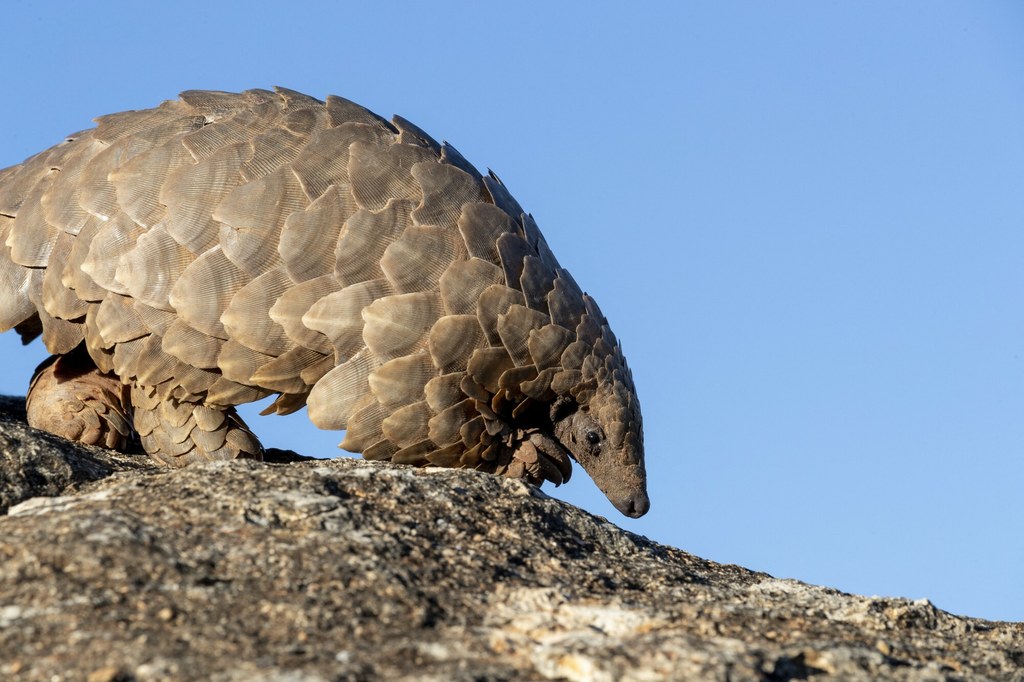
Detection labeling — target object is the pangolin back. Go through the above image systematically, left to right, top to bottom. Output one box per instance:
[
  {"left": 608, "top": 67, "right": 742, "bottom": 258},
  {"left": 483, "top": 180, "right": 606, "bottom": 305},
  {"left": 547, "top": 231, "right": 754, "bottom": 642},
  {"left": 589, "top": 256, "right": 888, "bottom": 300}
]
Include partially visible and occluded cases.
[{"left": 0, "top": 88, "right": 649, "bottom": 517}]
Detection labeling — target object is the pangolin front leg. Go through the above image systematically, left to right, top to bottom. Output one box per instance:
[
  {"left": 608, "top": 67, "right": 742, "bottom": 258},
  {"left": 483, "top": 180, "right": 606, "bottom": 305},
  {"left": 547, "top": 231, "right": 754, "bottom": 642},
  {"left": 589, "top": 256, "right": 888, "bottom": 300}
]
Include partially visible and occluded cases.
[
  {"left": 27, "top": 346, "right": 133, "bottom": 450},
  {"left": 129, "top": 385, "right": 263, "bottom": 466},
  {"left": 507, "top": 430, "right": 573, "bottom": 485}
]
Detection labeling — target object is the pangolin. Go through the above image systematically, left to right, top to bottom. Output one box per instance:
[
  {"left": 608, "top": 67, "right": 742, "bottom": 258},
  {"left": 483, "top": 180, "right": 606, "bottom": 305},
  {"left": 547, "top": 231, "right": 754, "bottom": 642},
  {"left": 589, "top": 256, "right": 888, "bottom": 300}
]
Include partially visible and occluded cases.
[{"left": 0, "top": 87, "right": 649, "bottom": 517}]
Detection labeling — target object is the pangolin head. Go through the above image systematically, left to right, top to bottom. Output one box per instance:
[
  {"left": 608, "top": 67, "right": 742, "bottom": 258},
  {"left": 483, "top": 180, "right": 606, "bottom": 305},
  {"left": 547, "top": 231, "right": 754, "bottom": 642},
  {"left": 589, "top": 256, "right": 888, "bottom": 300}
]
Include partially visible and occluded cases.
[
  {"left": 489, "top": 291, "right": 648, "bottom": 517},
  {"left": 550, "top": 337, "right": 648, "bottom": 518}
]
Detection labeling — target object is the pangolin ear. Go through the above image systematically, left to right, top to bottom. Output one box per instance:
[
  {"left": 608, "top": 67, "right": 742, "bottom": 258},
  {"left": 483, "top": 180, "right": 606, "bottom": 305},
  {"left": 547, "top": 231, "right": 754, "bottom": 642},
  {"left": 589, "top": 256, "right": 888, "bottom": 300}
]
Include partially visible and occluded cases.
[{"left": 549, "top": 395, "right": 577, "bottom": 423}]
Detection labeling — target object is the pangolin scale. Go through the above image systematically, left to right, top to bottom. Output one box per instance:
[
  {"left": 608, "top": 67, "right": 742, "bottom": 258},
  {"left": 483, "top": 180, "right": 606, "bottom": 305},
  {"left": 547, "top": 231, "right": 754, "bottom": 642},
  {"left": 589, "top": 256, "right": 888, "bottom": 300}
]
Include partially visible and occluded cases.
[{"left": 0, "top": 87, "right": 648, "bottom": 517}]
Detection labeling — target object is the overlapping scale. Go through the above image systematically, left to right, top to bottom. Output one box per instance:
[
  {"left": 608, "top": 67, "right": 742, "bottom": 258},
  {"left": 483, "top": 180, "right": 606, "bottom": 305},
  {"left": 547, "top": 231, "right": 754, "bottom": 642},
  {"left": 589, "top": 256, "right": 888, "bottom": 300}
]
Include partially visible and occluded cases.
[
  {"left": 240, "top": 106, "right": 327, "bottom": 182},
  {"left": 291, "top": 123, "right": 391, "bottom": 202},
  {"left": 108, "top": 135, "right": 195, "bottom": 229},
  {"left": 40, "top": 137, "right": 107, "bottom": 236},
  {"left": 348, "top": 139, "right": 433, "bottom": 211},
  {"left": 161, "top": 142, "right": 248, "bottom": 253},
  {"left": 411, "top": 161, "right": 486, "bottom": 230},
  {"left": 215, "top": 166, "right": 307, "bottom": 276},
  {"left": 7, "top": 169, "right": 60, "bottom": 267},
  {"left": 280, "top": 185, "right": 354, "bottom": 283},
  {"left": 334, "top": 200, "right": 413, "bottom": 286},
  {"left": 457, "top": 202, "right": 518, "bottom": 264},
  {"left": 81, "top": 212, "right": 144, "bottom": 296},
  {"left": 62, "top": 216, "right": 107, "bottom": 301},
  {"left": 0, "top": 219, "right": 34, "bottom": 330},
  {"left": 117, "top": 224, "right": 194, "bottom": 310},
  {"left": 380, "top": 225, "right": 463, "bottom": 293},
  {"left": 41, "top": 231, "right": 89, "bottom": 320},
  {"left": 170, "top": 246, "right": 251, "bottom": 338},
  {"left": 438, "top": 258, "right": 504, "bottom": 316},
  {"left": 221, "top": 269, "right": 294, "bottom": 356},
  {"left": 268, "top": 275, "right": 336, "bottom": 354},
  {"left": 303, "top": 278, "right": 392, "bottom": 361},
  {"left": 362, "top": 291, "right": 443, "bottom": 361},
  {"left": 95, "top": 294, "right": 149, "bottom": 345},
  {"left": 497, "top": 304, "right": 550, "bottom": 367},
  {"left": 428, "top": 315, "right": 486, "bottom": 374},
  {"left": 162, "top": 319, "right": 224, "bottom": 369},
  {"left": 251, "top": 346, "right": 329, "bottom": 394},
  {"left": 306, "top": 349, "right": 379, "bottom": 430},
  {"left": 368, "top": 353, "right": 437, "bottom": 408},
  {"left": 382, "top": 401, "right": 433, "bottom": 449}
]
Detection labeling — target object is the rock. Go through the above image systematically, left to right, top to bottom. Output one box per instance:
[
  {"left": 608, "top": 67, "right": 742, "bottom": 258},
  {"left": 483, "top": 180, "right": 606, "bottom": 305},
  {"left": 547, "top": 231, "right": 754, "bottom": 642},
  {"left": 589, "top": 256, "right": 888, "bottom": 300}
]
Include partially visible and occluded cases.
[
  {"left": 0, "top": 395, "right": 1020, "bottom": 680},
  {"left": 0, "top": 395, "right": 158, "bottom": 514}
]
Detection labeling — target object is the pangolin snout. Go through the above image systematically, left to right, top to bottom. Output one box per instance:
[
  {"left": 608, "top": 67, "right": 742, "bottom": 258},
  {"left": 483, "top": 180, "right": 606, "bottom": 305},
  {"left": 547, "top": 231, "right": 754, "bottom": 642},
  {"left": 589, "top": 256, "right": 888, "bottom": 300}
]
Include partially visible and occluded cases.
[{"left": 611, "top": 490, "right": 650, "bottom": 518}]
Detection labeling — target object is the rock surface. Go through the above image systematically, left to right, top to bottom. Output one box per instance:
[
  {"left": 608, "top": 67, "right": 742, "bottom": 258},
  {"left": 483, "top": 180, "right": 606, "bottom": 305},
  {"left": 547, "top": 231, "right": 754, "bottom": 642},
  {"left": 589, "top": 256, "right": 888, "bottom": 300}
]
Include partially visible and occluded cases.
[{"left": 0, "top": 395, "right": 1020, "bottom": 681}]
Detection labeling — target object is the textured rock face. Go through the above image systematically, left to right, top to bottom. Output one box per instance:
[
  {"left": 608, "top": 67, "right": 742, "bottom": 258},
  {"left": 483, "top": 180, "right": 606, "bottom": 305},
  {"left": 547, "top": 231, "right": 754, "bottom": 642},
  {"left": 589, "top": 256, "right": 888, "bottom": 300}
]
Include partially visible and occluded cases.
[{"left": 0, "top": 396, "right": 1021, "bottom": 681}]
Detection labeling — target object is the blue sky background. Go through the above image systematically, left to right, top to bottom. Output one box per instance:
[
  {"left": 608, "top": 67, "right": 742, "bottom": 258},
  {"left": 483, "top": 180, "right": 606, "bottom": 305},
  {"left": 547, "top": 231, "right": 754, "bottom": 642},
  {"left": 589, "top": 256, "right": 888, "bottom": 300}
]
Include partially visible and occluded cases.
[{"left": 0, "top": 2, "right": 1021, "bottom": 621}]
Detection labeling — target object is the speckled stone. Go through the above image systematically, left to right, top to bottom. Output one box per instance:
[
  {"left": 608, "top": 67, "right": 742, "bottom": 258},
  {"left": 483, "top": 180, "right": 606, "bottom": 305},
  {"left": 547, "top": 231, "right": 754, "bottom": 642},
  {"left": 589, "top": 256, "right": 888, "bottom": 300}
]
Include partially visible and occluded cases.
[{"left": 0, "top": 395, "right": 1020, "bottom": 681}]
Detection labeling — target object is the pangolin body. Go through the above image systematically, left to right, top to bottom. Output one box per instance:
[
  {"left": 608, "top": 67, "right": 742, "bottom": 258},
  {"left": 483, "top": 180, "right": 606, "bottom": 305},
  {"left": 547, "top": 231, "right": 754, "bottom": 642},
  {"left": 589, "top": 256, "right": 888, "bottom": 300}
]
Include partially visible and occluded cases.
[{"left": 0, "top": 88, "right": 648, "bottom": 517}]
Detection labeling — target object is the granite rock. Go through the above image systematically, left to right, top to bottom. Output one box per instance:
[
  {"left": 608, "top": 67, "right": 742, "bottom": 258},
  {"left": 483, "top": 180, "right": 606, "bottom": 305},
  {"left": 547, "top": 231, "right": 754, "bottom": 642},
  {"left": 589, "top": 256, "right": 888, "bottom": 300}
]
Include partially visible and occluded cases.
[{"left": 0, "top": 396, "right": 1020, "bottom": 681}]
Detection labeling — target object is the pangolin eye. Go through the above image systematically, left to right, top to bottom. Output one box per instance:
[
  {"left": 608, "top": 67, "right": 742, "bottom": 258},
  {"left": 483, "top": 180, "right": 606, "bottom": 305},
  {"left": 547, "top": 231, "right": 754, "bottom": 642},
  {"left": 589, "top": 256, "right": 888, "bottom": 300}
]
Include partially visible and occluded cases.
[{"left": 585, "top": 429, "right": 601, "bottom": 447}]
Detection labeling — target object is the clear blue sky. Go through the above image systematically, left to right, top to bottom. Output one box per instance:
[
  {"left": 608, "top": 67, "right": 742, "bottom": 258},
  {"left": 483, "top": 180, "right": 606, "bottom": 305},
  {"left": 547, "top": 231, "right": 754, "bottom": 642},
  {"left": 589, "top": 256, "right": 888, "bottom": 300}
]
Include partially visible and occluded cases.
[{"left": 0, "top": 2, "right": 1021, "bottom": 621}]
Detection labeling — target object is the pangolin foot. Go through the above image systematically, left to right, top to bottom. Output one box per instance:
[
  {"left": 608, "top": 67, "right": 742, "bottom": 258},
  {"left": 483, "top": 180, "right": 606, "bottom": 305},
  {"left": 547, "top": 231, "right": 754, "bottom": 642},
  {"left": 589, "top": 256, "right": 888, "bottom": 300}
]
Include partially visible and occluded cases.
[
  {"left": 26, "top": 348, "right": 133, "bottom": 451},
  {"left": 131, "top": 384, "right": 264, "bottom": 466}
]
